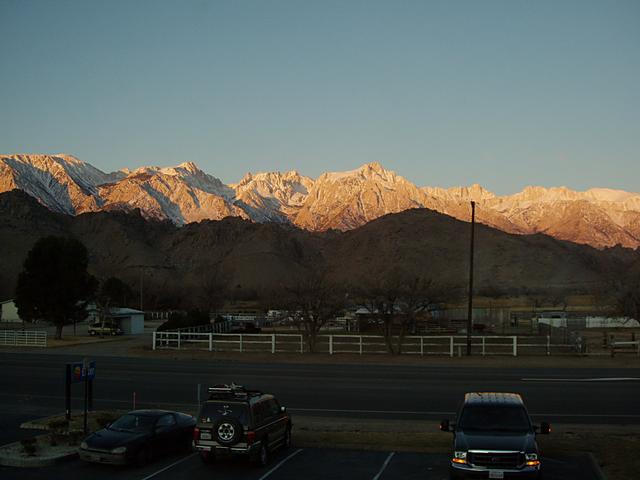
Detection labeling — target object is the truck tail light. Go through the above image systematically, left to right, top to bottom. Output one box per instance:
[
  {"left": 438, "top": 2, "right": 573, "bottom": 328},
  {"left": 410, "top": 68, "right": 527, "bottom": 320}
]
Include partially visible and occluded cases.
[
  {"left": 193, "top": 427, "right": 200, "bottom": 441},
  {"left": 246, "top": 431, "right": 256, "bottom": 444}
]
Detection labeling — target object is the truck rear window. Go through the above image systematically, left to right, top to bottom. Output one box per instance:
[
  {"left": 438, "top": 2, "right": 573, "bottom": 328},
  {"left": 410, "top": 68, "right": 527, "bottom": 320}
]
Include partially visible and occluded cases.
[
  {"left": 198, "top": 402, "right": 249, "bottom": 424},
  {"left": 458, "top": 406, "right": 531, "bottom": 432}
]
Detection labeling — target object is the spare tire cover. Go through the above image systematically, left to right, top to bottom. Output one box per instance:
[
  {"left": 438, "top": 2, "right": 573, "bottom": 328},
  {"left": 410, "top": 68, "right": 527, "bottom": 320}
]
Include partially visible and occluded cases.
[{"left": 213, "top": 417, "right": 243, "bottom": 446}]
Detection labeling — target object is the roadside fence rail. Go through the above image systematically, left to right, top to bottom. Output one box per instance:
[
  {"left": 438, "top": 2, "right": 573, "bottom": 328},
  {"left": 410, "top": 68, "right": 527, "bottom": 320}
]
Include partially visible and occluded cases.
[
  {"left": 0, "top": 330, "right": 47, "bottom": 347},
  {"left": 152, "top": 332, "right": 576, "bottom": 356}
]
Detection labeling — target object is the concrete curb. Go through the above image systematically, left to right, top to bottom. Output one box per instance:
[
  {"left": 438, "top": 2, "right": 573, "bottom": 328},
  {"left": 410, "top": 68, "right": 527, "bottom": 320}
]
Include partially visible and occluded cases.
[
  {"left": 19, "top": 421, "right": 50, "bottom": 431},
  {"left": 586, "top": 452, "right": 608, "bottom": 480}
]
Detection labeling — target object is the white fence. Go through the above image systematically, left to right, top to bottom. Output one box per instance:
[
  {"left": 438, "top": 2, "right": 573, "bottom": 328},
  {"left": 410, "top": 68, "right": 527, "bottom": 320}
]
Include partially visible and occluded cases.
[
  {"left": 0, "top": 330, "right": 47, "bottom": 347},
  {"left": 152, "top": 332, "right": 575, "bottom": 356}
]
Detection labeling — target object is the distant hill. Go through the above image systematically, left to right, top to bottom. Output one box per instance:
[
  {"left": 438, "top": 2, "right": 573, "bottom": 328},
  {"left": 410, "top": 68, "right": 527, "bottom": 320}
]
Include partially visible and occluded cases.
[{"left": 1, "top": 190, "right": 636, "bottom": 306}]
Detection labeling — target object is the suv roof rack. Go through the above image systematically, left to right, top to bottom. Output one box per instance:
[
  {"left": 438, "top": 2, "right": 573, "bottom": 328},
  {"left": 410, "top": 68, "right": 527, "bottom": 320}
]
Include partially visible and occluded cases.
[{"left": 207, "top": 383, "right": 263, "bottom": 400}]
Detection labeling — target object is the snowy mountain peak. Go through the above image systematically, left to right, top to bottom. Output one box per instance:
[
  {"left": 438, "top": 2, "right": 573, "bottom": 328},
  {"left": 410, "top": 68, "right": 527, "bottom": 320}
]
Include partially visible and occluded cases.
[{"left": 1, "top": 154, "right": 640, "bottom": 248}]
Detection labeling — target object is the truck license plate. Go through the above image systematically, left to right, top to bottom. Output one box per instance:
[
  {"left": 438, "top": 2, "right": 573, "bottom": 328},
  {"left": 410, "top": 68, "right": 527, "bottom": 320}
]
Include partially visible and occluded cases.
[
  {"left": 200, "top": 432, "right": 212, "bottom": 440},
  {"left": 489, "top": 471, "right": 504, "bottom": 479}
]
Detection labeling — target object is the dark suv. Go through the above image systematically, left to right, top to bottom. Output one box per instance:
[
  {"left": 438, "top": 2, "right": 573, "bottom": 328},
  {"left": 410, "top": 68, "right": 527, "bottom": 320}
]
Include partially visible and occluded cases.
[
  {"left": 193, "top": 384, "right": 292, "bottom": 466},
  {"left": 440, "top": 392, "right": 550, "bottom": 479}
]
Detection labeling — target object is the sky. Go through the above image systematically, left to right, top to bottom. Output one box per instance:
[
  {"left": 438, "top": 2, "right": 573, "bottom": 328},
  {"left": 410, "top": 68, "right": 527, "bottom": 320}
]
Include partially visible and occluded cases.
[{"left": 1, "top": 0, "right": 639, "bottom": 194}]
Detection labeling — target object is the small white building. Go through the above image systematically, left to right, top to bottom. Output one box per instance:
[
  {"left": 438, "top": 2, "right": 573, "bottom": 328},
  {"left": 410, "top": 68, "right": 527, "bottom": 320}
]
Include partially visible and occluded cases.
[
  {"left": 0, "top": 300, "right": 20, "bottom": 323},
  {"left": 106, "top": 308, "right": 145, "bottom": 335}
]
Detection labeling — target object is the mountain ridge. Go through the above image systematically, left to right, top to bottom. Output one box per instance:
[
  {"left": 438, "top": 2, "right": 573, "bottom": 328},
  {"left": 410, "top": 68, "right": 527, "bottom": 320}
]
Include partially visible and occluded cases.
[{"left": 1, "top": 154, "right": 639, "bottom": 249}]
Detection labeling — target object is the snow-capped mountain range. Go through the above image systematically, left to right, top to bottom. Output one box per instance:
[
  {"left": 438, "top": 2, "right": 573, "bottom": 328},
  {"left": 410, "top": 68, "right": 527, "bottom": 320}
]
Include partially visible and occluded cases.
[{"left": 1, "top": 153, "right": 639, "bottom": 249}]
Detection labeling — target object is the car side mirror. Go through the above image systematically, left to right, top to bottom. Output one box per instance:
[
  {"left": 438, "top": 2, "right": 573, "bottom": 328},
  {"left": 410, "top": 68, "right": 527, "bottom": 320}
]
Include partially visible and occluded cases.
[
  {"left": 439, "top": 419, "right": 450, "bottom": 432},
  {"left": 539, "top": 422, "right": 551, "bottom": 434}
]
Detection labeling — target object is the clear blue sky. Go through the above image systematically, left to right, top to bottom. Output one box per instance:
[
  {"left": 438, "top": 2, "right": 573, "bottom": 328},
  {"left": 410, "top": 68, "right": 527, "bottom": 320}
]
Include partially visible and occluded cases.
[{"left": 1, "top": 0, "right": 638, "bottom": 194}]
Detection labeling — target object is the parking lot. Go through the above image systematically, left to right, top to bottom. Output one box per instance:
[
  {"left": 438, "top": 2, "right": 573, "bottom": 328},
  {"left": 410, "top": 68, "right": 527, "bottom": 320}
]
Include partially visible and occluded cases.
[{"left": 0, "top": 446, "right": 599, "bottom": 480}]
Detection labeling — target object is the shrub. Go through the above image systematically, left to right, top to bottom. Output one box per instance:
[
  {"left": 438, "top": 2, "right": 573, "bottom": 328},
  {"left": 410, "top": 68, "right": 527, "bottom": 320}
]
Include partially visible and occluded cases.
[
  {"left": 48, "top": 418, "right": 69, "bottom": 433},
  {"left": 67, "top": 430, "right": 85, "bottom": 446},
  {"left": 20, "top": 437, "right": 37, "bottom": 456}
]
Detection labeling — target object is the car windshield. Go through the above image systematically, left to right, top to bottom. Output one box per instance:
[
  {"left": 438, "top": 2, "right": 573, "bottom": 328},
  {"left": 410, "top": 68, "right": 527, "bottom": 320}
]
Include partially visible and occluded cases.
[
  {"left": 199, "top": 402, "right": 249, "bottom": 424},
  {"left": 458, "top": 406, "right": 531, "bottom": 432},
  {"left": 108, "top": 414, "right": 156, "bottom": 433}
]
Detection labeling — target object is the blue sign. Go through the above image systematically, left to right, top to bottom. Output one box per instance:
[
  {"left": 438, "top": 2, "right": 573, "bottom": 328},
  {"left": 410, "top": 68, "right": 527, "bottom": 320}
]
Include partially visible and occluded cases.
[{"left": 69, "top": 361, "right": 96, "bottom": 383}]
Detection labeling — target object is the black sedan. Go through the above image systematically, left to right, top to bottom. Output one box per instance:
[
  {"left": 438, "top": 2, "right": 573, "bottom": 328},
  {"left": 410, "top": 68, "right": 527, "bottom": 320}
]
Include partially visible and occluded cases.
[{"left": 79, "top": 409, "right": 196, "bottom": 466}]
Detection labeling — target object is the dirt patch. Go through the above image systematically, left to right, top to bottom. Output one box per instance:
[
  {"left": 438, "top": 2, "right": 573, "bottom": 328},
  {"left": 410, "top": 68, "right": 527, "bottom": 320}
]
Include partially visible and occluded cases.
[{"left": 538, "top": 429, "right": 639, "bottom": 480}]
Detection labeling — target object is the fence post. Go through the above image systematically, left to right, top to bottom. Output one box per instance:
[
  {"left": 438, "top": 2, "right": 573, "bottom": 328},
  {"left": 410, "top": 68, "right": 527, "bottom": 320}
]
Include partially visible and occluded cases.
[
  {"left": 152, "top": 331, "right": 156, "bottom": 351},
  {"left": 178, "top": 332, "right": 181, "bottom": 350},
  {"left": 209, "top": 333, "right": 213, "bottom": 352},
  {"left": 240, "top": 334, "right": 243, "bottom": 353},
  {"left": 272, "top": 334, "right": 276, "bottom": 354},
  {"left": 300, "top": 335, "right": 303, "bottom": 353},
  {"left": 329, "top": 335, "right": 333, "bottom": 355},
  {"left": 546, "top": 335, "right": 550, "bottom": 356},
  {"left": 359, "top": 336, "right": 363, "bottom": 355},
  {"left": 450, "top": 336, "right": 454, "bottom": 357},
  {"left": 512, "top": 336, "right": 517, "bottom": 356},
  {"left": 420, "top": 337, "right": 424, "bottom": 356},
  {"left": 482, "top": 337, "right": 486, "bottom": 356}
]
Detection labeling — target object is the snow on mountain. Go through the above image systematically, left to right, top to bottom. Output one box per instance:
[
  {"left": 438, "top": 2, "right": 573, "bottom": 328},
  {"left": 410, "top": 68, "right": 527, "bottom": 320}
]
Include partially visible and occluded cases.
[
  {"left": 0, "top": 154, "right": 106, "bottom": 214},
  {"left": 1, "top": 154, "right": 639, "bottom": 249},
  {"left": 294, "top": 162, "right": 431, "bottom": 231},
  {"left": 98, "top": 163, "right": 244, "bottom": 225},
  {"left": 233, "top": 170, "right": 314, "bottom": 222}
]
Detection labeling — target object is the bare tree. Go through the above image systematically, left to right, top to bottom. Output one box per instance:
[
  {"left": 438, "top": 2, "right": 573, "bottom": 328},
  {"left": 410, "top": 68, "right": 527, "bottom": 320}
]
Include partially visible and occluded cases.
[
  {"left": 197, "top": 267, "right": 228, "bottom": 315},
  {"left": 285, "top": 272, "right": 345, "bottom": 353},
  {"left": 355, "top": 273, "right": 438, "bottom": 354},
  {"left": 614, "top": 278, "right": 640, "bottom": 322}
]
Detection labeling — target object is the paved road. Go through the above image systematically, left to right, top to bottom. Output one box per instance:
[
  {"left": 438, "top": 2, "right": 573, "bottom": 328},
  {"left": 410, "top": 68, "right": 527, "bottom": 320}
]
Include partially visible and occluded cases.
[
  {"left": 0, "top": 352, "right": 638, "bottom": 425},
  {"left": 0, "top": 447, "right": 598, "bottom": 480}
]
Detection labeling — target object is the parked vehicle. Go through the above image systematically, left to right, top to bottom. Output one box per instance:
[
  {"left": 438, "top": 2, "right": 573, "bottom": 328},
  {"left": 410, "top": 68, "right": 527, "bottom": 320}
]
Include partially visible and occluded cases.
[
  {"left": 88, "top": 321, "right": 123, "bottom": 336},
  {"left": 193, "top": 383, "right": 292, "bottom": 466},
  {"left": 440, "top": 392, "right": 550, "bottom": 479},
  {"left": 79, "top": 409, "right": 195, "bottom": 466}
]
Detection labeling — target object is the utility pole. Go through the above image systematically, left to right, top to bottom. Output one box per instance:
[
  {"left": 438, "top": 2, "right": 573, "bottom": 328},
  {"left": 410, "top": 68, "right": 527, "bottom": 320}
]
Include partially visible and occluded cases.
[
  {"left": 466, "top": 201, "right": 476, "bottom": 356},
  {"left": 139, "top": 266, "right": 144, "bottom": 311}
]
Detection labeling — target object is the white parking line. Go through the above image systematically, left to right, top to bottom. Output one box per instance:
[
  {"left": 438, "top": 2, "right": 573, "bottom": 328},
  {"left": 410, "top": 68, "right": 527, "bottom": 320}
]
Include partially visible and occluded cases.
[
  {"left": 257, "top": 448, "right": 304, "bottom": 480},
  {"left": 140, "top": 452, "right": 197, "bottom": 480},
  {"left": 372, "top": 452, "right": 395, "bottom": 480}
]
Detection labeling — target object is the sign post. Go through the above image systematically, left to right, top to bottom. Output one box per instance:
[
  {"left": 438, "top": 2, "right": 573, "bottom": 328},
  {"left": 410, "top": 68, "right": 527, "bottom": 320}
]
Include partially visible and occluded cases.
[
  {"left": 64, "top": 359, "right": 96, "bottom": 427},
  {"left": 65, "top": 364, "right": 72, "bottom": 420}
]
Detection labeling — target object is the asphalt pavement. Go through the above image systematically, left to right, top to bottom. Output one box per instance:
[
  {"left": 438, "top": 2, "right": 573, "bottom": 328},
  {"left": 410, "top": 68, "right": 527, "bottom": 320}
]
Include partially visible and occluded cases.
[
  {"left": 0, "top": 352, "right": 638, "bottom": 425},
  {"left": 0, "top": 447, "right": 599, "bottom": 480}
]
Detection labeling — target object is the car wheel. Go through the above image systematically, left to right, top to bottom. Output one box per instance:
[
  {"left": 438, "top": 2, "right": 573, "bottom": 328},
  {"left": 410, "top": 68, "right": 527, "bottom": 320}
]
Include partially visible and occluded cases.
[
  {"left": 89, "top": 330, "right": 96, "bottom": 336},
  {"left": 111, "top": 331, "right": 117, "bottom": 336},
  {"left": 283, "top": 427, "right": 291, "bottom": 450},
  {"left": 252, "top": 442, "right": 269, "bottom": 467},
  {"left": 136, "top": 446, "right": 152, "bottom": 467}
]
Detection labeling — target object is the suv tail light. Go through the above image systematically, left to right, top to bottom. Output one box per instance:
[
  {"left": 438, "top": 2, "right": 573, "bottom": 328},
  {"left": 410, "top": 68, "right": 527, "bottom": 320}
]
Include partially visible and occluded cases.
[
  {"left": 193, "top": 427, "right": 200, "bottom": 441},
  {"left": 246, "top": 431, "right": 256, "bottom": 444}
]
